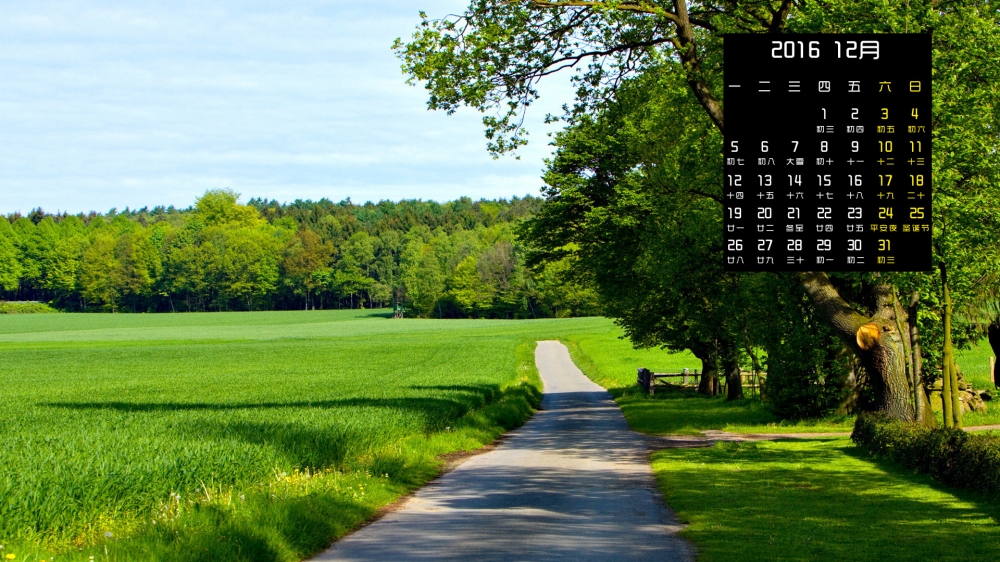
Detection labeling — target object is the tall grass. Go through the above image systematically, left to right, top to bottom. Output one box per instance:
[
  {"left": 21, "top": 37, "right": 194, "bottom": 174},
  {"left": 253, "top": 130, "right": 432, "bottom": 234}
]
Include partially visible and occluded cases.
[{"left": 0, "top": 310, "right": 613, "bottom": 560}]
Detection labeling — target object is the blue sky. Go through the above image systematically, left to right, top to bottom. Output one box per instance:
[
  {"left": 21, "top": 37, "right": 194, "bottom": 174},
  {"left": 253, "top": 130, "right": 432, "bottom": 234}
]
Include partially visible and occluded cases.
[{"left": 0, "top": 1, "right": 572, "bottom": 214}]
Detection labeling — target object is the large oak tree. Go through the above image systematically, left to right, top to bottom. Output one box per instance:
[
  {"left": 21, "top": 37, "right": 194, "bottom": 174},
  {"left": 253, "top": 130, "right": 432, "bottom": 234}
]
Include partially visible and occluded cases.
[{"left": 396, "top": 0, "right": 1000, "bottom": 421}]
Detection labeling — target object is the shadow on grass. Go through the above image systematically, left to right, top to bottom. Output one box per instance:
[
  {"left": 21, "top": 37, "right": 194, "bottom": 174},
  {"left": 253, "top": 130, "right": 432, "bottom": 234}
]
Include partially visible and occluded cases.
[
  {"left": 362, "top": 310, "right": 395, "bottom": 319},
  {"left": 42, "top": 383, "right": 519, "bottom": 474},
  {"left": 407, "top": 383, "right": 503, "bottom": 402},
  {"left": 43, "top": 384, "right": 505, "bottom": 416},
  {"left": 610, "top": 386, "right": 776, "bottom": 435},
  {"left": 41, "top": 388, "right": 508, "bottom": 472},
  {"left": 42, "top": 395, "right": 486, "bottom": 417},
  {"left": 193, "top": 419, "right": 355, "bottom": 469},
  {"left": 657, "top": 439, "right": 1000, "bottom": 562},
  {"left": 839, "top": 444, "right": 1000, "bottom": 505},
  {"left": 93, "top": 488, "right": 378, "bottom": 562}
]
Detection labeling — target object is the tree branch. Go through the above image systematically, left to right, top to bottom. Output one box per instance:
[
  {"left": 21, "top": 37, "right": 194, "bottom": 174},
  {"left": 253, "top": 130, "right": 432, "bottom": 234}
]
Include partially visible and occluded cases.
[
  {"left": 519, "top": 0, "right": 724, "bottom": 30},
  {"left": 522, "top": 0, "right": 673, "bottom": 18},
  {"left": 673, "top": 0, "right": 724, "bottom": 132},
  {"left": 768, "top": 0, "right": 794, "bottom": 33},
  {"left": 540, "top": 37, "right": 674, "bottom": 73},
  {"left": 652, "top": 176, "right": 722, "bottom": 204},
  {"left": 688, "top": 189, "right": 723, "bottom": 204},
  {"left": 796, "top": 271, "right": 870, "bottom": 352}
]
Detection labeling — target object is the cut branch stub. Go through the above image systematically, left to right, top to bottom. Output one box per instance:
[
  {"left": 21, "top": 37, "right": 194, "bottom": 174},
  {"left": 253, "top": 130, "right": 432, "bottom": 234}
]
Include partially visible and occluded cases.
[{"left": 856, "top": 323, "right": 881, "bottom": 350}]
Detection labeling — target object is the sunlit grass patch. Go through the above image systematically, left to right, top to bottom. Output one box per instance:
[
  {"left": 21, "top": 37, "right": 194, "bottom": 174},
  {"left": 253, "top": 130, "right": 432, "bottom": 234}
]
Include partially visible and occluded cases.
[
  {"left": 956, "top": 338, "right": 997, "bottom": 391},
  {"left": 653, "top": 438, "right": 1000, "bottom": 562}
]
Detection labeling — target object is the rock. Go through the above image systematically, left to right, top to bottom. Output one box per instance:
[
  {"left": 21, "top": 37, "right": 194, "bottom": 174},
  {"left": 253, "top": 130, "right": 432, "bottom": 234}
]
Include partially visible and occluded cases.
[{"left": 963, "top": 390, "right": 988, "bottom": 414}]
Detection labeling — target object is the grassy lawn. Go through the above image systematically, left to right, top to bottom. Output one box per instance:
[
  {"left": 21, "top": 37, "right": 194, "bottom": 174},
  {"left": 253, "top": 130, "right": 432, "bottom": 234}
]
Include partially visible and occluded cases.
[
  {"left": 0, "top": 310, "right": 613, "bottom": 561},
  {"left": 5, "top": 311, "right": 997, "bottom": 561},
  {"left": 564, "top": 328, "right": 1000, "bottom": 562},
  {"left": 563, "top": 334, "right": 855, "bottom": 435},
  {"left": 957, "top": 338, "right": 997, "bottom": 390},
  {"left": 958, "top": 339, "right": 1000, "bottom": 426},
  {"left": 654, "top": 439, "right": 1000, "bottom": 562}
]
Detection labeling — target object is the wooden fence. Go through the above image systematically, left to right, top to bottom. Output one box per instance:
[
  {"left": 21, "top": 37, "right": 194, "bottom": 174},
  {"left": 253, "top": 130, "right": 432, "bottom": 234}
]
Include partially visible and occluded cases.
[{"left": 638, "top": 367, "right": 766, "bottom": 398}]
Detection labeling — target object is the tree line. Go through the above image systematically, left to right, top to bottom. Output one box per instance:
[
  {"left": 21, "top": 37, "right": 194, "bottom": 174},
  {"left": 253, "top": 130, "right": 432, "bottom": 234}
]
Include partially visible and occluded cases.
[
  {"left": 397, "top": 0, "right": 1000, "bottom": 422},
  {"left": 0, "top": 191, "right": 599, "bottom": 318}
]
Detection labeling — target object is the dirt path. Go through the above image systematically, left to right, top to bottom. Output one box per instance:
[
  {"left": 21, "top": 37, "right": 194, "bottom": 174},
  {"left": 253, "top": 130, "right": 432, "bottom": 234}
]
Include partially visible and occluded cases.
[
  {"left": 313, "top": 341, "right": 693, "bottom": 562},
  {"left": 967, "top": 424, "right": 1000, "bottom": 432},
  {"left": 644, "top": 426, "right": 1000, "bottom": 450}
]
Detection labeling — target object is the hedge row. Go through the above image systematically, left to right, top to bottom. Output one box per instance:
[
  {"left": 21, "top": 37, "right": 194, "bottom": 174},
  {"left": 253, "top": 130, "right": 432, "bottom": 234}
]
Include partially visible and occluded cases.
[
  {"left": 0, "top": 301, "right": 59, "bottom": 314},
  {"left": 852, "top": 414, "right": 1000, "bottom": 496}
]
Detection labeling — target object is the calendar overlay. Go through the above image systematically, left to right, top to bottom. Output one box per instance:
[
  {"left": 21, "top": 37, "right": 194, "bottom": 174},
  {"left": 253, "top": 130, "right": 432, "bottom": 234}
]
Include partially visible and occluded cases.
[{"left": 723, "top": 34, "right": 931, "bottom": 272}]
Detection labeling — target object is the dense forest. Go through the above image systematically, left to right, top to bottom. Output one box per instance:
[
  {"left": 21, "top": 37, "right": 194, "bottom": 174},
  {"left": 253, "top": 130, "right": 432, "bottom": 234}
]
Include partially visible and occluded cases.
[{"left": 0, "top": 190, "right": 599, "bottom": 317}]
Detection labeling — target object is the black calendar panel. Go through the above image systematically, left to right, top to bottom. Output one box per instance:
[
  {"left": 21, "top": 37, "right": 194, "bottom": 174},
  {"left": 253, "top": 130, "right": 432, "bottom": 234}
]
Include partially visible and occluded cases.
[{"left": 723, "top": 34, "right": 931, "bottom": 271}]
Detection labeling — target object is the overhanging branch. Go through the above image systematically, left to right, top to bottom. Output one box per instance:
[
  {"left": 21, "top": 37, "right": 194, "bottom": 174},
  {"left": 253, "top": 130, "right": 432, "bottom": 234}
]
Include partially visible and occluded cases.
[{"left": 522, "top": 0, "right": 671, "bottom": 18}]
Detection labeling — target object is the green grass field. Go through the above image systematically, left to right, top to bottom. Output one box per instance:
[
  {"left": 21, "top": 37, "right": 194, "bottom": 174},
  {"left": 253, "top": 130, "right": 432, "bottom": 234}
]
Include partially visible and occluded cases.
[
  {"left": 0, "top": 310, "right": 613, "bottom": 561},
  {"left": 3, "top": 311, "right": 998, "bottom": 561},
  {"left": 957, "top": 339, "right": 997, "bottom": 390},
  {"left": 956, "top": 340, "right": 1000, "bottom": 425}
]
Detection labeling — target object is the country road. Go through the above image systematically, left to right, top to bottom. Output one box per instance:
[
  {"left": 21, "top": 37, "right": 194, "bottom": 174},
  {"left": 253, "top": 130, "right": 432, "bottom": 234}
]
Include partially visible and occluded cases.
[{"left": 314, "top": 340, "right": 692, "bottom": 562}]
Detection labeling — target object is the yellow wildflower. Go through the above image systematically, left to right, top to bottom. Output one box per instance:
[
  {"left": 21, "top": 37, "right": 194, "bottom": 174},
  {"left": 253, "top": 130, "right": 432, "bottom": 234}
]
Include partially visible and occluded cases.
[{"left": 4, "top": 554, "right": 15, "bottom": 560}]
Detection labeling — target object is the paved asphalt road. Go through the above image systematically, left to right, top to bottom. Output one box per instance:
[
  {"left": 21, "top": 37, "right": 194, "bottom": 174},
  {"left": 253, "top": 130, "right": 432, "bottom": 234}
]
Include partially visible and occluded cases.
[{"left": 314, "top": 340, "right": 693, "bottom": 562}]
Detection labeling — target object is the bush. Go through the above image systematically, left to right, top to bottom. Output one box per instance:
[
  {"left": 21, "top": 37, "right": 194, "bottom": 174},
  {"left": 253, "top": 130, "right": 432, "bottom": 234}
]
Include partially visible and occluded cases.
[
  {"left": 754, "top": 276, "right": 853, "bottom": 420},
  {"left": 761, "top": 282, "right": 853, "bottom": 419},
  {"left": 0, "top": 301, "right": 59, "bottom": 314},
  {"left": 764, "top": 352, "right": 851, "bottom": 419},
  {"left": 852, "top": 414, "right": 1000, "bottom": 496}
]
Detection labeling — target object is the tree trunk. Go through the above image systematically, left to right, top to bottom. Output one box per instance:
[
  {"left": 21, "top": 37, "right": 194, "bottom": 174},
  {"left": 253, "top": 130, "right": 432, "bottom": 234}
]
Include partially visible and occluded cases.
[
  {"left": 672, "top": 0, "right": 724, "bottom": 132},
  {"left": 941, "top": 266, "right": 962, "bottom": 428},
  {"left": 797, "top": 272, "right": 913, "bottom": 420},
  {"left": 892, "top": 290, "right": 934, "bottom": 426},
  {"left": 907, "top": 291, "right": 935, "bottom": 426},
  {"left": 988, "top": 317, "right": 1000, "bottom": 383},
  {"left": 721, "top": 342, "right": 744, "bottom": 401},
  {"left": 745, "top": 343, "right": 763, "bottom": 400},
  {"left": 693, "top": 347, "right": 718, "bottom": 396},
  {"left": 942, "top": 351, "right": 954, "bottom": 428},
  {"left": 952, "top": 357, "right": 963, "bottom": 427},
  {"left": 724, "top": 359, "right": 744, "bottom": 401},
  {"left": 837, "top": 359, "right": 859, "bottom": 415}
]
